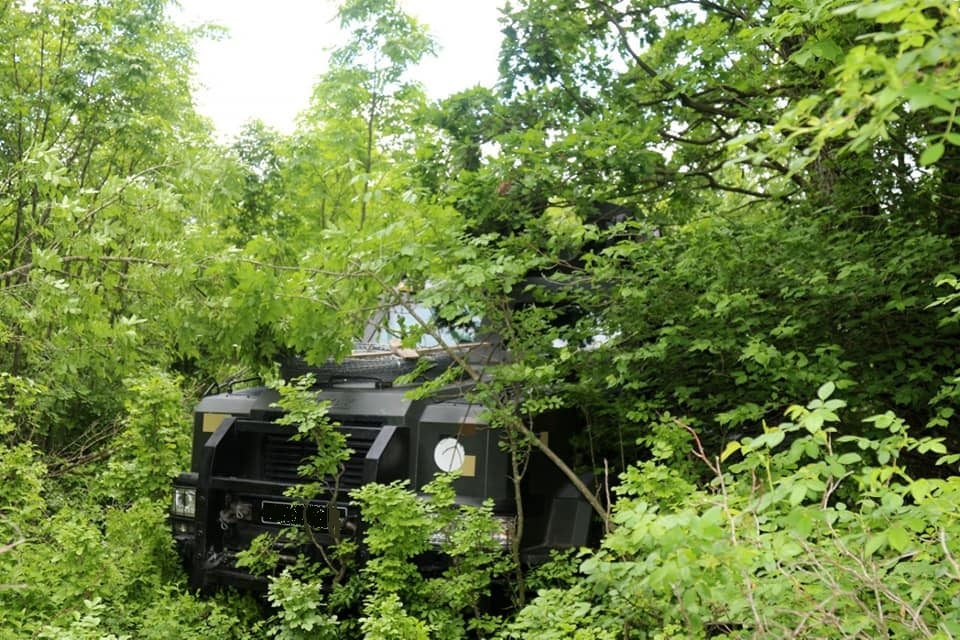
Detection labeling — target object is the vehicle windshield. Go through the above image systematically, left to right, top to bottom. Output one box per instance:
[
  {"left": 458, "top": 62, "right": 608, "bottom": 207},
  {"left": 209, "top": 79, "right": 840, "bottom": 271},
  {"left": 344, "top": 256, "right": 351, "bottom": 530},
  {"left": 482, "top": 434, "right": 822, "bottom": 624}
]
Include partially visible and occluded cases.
[{"left": 361, "top": 303, "right": 477, "bottom": 349}]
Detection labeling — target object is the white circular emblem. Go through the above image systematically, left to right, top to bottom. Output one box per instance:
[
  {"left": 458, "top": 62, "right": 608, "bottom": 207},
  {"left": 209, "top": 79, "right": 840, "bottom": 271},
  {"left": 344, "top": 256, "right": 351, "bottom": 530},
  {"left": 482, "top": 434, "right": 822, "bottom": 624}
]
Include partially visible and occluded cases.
[{"left": 433, "top": 437, "right": 465, "bottom": 472}]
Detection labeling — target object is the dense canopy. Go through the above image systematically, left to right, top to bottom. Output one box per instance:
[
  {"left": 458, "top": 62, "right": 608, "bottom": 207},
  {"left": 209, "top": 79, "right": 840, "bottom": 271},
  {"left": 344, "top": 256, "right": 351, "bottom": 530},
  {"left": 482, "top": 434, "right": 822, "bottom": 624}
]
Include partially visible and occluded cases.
[{"left": 0, "top": 0, "right": 959, "bottom": 637}]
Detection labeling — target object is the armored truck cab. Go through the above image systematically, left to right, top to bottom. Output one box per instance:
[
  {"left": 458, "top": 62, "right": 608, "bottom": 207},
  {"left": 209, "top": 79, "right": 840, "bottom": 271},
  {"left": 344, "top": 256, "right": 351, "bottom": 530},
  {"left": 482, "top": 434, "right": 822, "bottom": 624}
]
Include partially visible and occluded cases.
[{"left": 170, "top": 367, "right": 594, "bottom": 591}]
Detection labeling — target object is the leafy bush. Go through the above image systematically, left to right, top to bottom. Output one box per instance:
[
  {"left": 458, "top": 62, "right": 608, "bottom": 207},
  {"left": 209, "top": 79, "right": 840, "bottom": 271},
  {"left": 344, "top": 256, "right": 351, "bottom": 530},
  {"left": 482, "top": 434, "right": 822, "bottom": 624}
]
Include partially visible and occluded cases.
[
  {"left": 0, "top": 367, "right": 248, "bottom": 639},
  {"left": 95, "top": 370, "right": 192, "bottom": 503},
  {"left": 508, "top": 385, "right": 960, "bottom": 638},
  {"left": 255, "top": 475, "right": 512, "bottom": 639}
]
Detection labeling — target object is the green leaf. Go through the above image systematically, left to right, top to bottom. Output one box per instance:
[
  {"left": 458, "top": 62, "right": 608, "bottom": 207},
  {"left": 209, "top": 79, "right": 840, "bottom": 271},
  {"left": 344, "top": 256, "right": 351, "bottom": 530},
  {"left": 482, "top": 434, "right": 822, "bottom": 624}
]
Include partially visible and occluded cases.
[
  {"left": 853, "top": 0, "right": 905, "bottom": 19},
  {"left": 810, "top": 39, "right": 843, "bottom": 63},
  {"left": 905, "top": 83, "right": 938, "bottom": 110},
  {"left": 920, "top": 142, "right": 945, "bottom": 166},
  {"left": 817, "top": 381, "right": 835, "bottom": 401},
  {"left": 802, "top": 413, "right": 825, "bottom": 433},
  {"left": 720, "top": 440, "right": 741, "bottom": 463},
  {"left": 836, "top": 452, "right": 861, "bottom": 465},
  {"left": 789, "top": 484, "right": 807, "bottom": 506},
  {"left": 887, "top": 524, "right": 909, "bottom": 552},
  {"left": 865, "top": 531, "right": 887, "bottom": 556}
]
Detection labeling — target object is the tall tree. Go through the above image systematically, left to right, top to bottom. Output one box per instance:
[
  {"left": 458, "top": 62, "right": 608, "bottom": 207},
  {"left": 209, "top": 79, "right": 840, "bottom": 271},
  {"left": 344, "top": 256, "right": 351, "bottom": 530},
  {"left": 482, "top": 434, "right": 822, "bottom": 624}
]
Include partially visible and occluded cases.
[
  {"left": 0, "top": 0, "right": 235, "bottom": 450},
  {"left": 189, "top": 0, "right": 451, "bottom": 373},
  {"left": 284, "top": 0, "right": 436, "bottom": 231},
  {"left": 416, "top": 0, "right": 960, "bottom": 470},
  {"left": 226, "top": 120, "right": 288, "bottom": 241}
]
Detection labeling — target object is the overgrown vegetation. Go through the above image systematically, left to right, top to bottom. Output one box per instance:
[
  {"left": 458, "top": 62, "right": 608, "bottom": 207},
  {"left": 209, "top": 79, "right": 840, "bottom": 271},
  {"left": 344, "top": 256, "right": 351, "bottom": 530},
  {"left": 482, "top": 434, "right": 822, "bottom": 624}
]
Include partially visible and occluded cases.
[{"left": 0, "top": 0, "right": 958, "bottom": 636}]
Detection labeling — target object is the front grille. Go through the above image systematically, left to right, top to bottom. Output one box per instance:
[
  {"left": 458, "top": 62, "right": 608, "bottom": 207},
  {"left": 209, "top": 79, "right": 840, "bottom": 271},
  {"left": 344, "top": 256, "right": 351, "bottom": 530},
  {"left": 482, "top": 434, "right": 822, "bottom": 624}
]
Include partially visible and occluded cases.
[
  {"left": 262, "top": 426, "right": 381, "bottom": 489},
  {"left": 262, "top": 435, "right": 313, "bottom": 483}
]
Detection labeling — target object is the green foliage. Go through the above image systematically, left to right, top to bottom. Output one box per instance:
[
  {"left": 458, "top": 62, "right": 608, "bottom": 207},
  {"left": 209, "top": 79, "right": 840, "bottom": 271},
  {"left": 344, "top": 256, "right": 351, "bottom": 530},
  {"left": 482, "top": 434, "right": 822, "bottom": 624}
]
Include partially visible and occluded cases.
[
  {"left": 0, "top": 0, "right": 238, "bottom": 451},
  {"left": 0, "top": 0, "right": 958, "bottom": 636},
  {"left": 278, "top": 0, "right": 436, "bottom": 231},
  {"left": 387, "top": 0, "right": 953, "bottom": 498},
  {"left": 765, "top": 0, "right": 960, "bottom": 163},
  {"left": 226, "top": 121, "right": 292, "bottom": 241},
  {"left": 398, "top": 185, "right": 958, "bottom": 488},
  {"left": 0, "top": 369, "right": 228, "bottom": 639},
  {"left": 95, "top": 370, "right": 191, "bottom": 503},
  {"left": 240, "top": 374, "right": 512, "bottom": 638},
  {"left": 236, "top": 375, "right": 356, "bottom": 583},
  {"left": 273, "top": 375, "right": 348, "bottom": 486},
  {"left": 511, "top": 389, "right": 960, "bottom": 638},
  {"left": 0, "top": 440, "right": 46, "bottom": 529},
  {"left": 258, "top": 475, "right": 512, "bottom": 639},
  {"left": 354, "top": 475, "right": 512, "bottom": 638},
  {"left": 2, "top": 499, "right": 174, "bottom": 635},
  {"left": 266, "top": 572, "right": 342, "bottom": 640},
  {"left": 505, "top": 585, "right": 621, "bottom": 640},
  {"left": 31, "top": 588, "right": 260, "bottom": 640},
  {"left": 135, "top": 589, "right": 262, "bottom": 640},
  {"left": 360, "top": 593, "right": 430, "bottom": 640},
  {"left": 36, "top": 598, "right": 131, "bottom": 640}
]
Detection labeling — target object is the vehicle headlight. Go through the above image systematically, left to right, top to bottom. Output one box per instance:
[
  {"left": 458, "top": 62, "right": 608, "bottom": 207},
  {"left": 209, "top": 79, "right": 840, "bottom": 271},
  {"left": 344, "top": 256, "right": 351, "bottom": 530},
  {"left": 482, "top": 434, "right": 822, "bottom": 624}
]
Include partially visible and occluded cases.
[
  {"left": 172, "top": 487, "right": 197, "bottom": 518},
  {"left": 172, "top": 520, "right": 194, "bottom": 535}
]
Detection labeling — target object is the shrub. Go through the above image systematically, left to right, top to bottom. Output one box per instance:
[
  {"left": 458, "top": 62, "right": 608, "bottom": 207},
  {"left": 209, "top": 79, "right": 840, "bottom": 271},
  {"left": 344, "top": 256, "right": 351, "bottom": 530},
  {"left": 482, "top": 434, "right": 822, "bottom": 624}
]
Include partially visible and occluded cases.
[{"left": 508, "top": 385, "right": 960, "bottom": 638}]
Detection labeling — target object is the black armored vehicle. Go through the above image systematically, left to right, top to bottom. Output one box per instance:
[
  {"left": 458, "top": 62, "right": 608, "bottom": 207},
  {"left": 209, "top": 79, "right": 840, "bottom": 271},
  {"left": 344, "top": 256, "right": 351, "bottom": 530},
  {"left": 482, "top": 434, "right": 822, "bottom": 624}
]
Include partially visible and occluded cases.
[{"left": 170, "top": 338, "right": 596, "bottom": 591}]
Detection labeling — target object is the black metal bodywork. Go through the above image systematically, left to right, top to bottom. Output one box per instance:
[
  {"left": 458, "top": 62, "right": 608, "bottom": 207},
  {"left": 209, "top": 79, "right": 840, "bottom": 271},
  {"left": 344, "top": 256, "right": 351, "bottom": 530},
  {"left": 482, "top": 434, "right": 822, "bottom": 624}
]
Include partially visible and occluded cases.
[{"left": 170, "top": 381, "right": 594, "bottom": 591}]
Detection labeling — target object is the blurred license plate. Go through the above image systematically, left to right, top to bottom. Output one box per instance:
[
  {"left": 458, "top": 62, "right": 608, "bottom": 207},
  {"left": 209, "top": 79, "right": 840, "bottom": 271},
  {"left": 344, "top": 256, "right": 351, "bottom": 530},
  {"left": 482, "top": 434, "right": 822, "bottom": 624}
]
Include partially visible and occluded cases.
[{"left": 260, "top": 500, "right": 328, "bottom": 529}]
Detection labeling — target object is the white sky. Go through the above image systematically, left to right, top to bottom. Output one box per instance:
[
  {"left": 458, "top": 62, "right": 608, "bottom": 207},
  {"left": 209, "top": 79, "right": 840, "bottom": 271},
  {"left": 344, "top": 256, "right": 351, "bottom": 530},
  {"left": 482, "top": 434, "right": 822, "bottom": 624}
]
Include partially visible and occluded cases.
[{"left": 173, "top": 1, "right": 505, "bottom": 139}]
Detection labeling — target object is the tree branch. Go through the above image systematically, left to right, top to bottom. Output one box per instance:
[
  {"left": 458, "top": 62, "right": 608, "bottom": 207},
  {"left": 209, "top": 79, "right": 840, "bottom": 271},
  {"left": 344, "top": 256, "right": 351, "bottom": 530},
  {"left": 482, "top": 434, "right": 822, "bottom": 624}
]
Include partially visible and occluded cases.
[{"left": 0, "top": 255, "right": 169, "bottom": 283}]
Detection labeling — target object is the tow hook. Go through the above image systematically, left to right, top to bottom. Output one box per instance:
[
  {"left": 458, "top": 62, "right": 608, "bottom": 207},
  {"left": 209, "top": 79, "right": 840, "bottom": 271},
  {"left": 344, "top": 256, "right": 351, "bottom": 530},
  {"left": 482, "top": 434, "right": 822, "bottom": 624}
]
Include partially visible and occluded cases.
[{"left": 219, "top": 498, "right": 253, "bottom": 530}]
